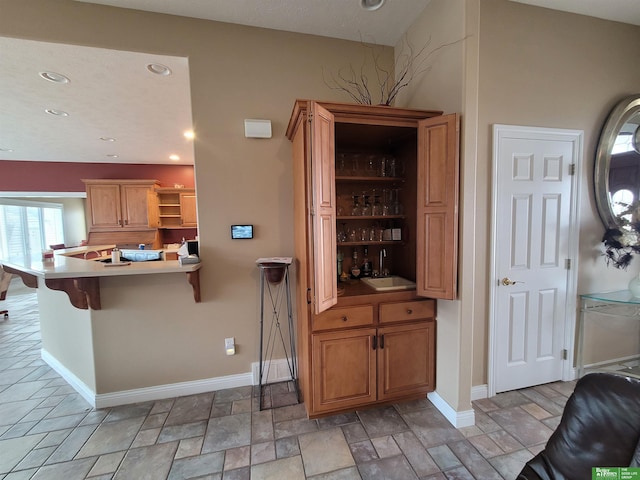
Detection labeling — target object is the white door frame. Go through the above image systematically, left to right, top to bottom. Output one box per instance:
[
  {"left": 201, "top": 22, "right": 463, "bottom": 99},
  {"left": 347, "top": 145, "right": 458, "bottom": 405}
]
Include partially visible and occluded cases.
[{"left": 488, "top": 124, "right": 583, "bottom": 397}]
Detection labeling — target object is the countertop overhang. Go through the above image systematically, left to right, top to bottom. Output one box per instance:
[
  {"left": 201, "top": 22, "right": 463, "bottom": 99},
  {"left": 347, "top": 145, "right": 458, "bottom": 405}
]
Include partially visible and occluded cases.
[{"left": 1, "top": 254, "right": 201, "bottom": 309}]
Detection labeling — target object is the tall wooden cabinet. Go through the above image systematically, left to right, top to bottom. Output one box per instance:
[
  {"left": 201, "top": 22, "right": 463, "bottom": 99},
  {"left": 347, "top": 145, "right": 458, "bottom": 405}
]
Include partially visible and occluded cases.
[{"left": 286, "top": 100, "right": 459, "bottom": 417}]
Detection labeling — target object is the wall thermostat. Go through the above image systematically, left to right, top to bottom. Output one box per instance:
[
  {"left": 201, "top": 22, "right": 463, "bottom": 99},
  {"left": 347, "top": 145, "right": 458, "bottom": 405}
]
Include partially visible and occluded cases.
[{"left": 231, "top": 225, "right": 254, "bottom": 239}]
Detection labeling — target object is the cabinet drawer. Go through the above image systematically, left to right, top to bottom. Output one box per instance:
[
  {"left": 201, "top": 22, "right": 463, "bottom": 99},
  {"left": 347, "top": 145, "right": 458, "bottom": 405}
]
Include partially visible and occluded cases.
[
  {"left": 379, "top": 300, "right": 435, "bottom": 324},
  {"left": 313, "top": 305, "right": 373, "bottom": 331}
]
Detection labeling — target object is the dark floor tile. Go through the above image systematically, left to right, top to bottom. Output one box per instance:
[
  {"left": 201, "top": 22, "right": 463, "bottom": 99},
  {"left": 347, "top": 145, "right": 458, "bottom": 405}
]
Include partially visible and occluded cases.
[
  {"left": 164, "top": 392, "right": 214, "bottom": 426},
  {"left": 358, "top": 406, "right": 408, "bottom": 437},
  {"left": 488, "top": 406, "right": 554, "bottom": 447},
  {"left": 202, "top": 413, "right": 251, "bottom": 453},
  {"left": 113, "top": 442, "right": 177, "bottom": 480},
  {"left": 168, "top": 451, "right": 224, "bottom": 479},
  {"left": 358, "top": 455, "right": 418, "bottom": 480}
]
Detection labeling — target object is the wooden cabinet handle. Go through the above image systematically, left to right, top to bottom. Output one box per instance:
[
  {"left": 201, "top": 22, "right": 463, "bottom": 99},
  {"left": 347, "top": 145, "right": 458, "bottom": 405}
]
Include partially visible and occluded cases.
[
  {"left": 407, "top": 309, "right": 413, "bottom": 314},
  {"left": 341, "top": 316, "right": 348, "bottom": 322}
]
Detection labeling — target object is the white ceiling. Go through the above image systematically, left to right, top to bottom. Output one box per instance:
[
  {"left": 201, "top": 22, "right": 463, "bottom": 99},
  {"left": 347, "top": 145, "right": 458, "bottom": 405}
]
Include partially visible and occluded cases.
[
  {"left": 1, "top": 0, "right": 639, "bottom": 166},
  {"left": 0, "top": 37, "right": 195, "bottom": 165}
]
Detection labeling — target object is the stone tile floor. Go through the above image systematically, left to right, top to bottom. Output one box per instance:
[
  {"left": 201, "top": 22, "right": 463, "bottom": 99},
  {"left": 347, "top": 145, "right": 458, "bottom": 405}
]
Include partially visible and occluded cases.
[{"left": 0, "top": 278, "right": 576, "bottom": 479}]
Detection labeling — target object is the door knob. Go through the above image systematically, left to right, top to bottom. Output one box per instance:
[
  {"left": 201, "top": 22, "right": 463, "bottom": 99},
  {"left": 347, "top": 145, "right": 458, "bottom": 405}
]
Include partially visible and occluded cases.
[{"left": 501, "top": 277, "right": 522, "bottom": 286}]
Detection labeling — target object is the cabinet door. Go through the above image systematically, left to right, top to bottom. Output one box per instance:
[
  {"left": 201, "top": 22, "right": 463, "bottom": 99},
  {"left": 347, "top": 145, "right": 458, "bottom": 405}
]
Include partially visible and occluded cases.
[
  {"left": 310, "top": 101, "right": 337, "bottom": 314},
  {"left": 416, "top": 114, "right": 459, "bottom": 300},
  {"left": 86, "top": 184, "right": 122, "bottom": 230},
  {"left": 120, "top": 184, "right": 153, "bottom": 229},
  {"left": 180, "top": 193, "right": 198, "bottom": 227},
  {"left": 378, "top": 321, "right": 435, "bottom": 401},
  {"left": 312, "top": 328, "right": 376, "bottom": 414}
]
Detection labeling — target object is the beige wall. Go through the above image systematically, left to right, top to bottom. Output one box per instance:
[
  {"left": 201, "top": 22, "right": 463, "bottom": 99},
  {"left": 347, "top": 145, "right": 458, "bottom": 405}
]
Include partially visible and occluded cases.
[
  {"left": 0, "top": 0, "right": 394, "bottom": 388},
  {"left": 394, "top": 0, "right": 472, "bottom": 412},
  {"left": 475, "top": 0, "right": 640, "bottom": 386}
]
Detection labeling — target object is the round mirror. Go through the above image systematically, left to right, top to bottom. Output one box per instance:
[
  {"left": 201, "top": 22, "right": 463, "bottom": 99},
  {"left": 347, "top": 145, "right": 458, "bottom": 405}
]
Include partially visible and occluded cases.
[{"left": 595, "top": 94, "right": 640, "bottom": 229}]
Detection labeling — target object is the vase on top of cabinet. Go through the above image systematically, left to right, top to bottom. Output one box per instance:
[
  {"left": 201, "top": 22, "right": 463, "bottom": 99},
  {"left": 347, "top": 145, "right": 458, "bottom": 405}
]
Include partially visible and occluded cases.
[{"left": 286, "top": 100, "right": 459, "bottom": 417}]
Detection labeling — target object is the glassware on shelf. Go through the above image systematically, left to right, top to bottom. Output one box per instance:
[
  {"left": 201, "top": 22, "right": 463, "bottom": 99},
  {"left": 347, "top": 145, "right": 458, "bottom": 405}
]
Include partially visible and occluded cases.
[
  {"left": 336, "top": 153, "right": 348, "bottom": 176},
  {"left": 351, "top": 153, "right": 361, "bottom": 176},
  {"left": 366, "top": 154, "right": 377, "bottom": 177},
  {"left": 379, "top": 156, "right": 387, "bottom": 177},
  {"left": 388, "top": 156, "right": 398, "bottom": 177},
  {"left": 382, "top": 188, "right": 391, "bottom": 216},
  {"left": 391, "top": 188, "right": 403, "bottom": 215},
  {"left": 361, "top": 192, "right": 372, "bottom": 216},
  {"left": 372, "top": 193, "right": 382, "bottom": 216},
  {"left": 351, "top": 194, "right": 361, "bottom": 216},
  {"left": 337, "top": 223, "right": 347, "bottom": 243}
]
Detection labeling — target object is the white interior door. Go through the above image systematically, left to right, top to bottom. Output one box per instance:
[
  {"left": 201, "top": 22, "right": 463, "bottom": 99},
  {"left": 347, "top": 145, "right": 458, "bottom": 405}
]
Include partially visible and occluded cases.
[{"left": 490, "top": 125, "right": 582, "bottom": 395}]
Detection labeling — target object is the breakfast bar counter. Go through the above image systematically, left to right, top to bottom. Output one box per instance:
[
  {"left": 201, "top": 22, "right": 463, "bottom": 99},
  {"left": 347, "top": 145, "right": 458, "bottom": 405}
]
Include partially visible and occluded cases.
[
  {"left": 0, "top": 253, "right": 205, "bottom": 407},
  {"left": 1, "top": 253, "right": 201, "bottom": 309}
]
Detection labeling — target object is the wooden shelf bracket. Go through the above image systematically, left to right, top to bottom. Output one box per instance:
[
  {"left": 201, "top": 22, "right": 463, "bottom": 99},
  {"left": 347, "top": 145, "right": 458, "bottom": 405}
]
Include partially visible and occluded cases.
[{"left": 45, "top": 277, "right": 101, "bottom": 310}]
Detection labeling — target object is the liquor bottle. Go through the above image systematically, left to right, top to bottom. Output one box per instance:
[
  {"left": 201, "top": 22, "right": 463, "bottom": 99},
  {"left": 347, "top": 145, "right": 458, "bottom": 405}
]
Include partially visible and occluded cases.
[
  {"left": 361, "top": 246, "right": 372, "bottom": 277},
  {"left": 350, "top": 248, "right": 361, "bottom": 279}
]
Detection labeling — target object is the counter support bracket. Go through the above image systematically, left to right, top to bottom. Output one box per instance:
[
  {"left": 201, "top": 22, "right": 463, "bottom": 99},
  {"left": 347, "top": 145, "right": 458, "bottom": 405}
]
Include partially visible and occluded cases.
[
  {"left": 2, "top": 265, "right": 38, "bottom": 289},
  {"left": 186, "top": 270, "right": 201, "bottom": 303},
  {"left": 45, "top": 277, "right": 101, "bottom": 310}
]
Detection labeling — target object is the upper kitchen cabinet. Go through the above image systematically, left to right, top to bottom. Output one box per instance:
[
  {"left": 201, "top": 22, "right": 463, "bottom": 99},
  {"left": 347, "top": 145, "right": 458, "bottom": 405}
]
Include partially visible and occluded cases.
[
  {"left": 286, "top": 100, "right": 460, "bottom": 314},
  {"left": 83, "top": 179, "right": 159, "bottom": 232},
  {"left": 156, "top": 187, "right": 197, "bottom": 229}
]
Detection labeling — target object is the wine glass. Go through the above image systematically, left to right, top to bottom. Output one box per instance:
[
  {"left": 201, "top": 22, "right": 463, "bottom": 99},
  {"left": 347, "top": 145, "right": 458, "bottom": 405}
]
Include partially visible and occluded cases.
[{"left": 351, "top": 194, "right": 361, "bottom": 216}]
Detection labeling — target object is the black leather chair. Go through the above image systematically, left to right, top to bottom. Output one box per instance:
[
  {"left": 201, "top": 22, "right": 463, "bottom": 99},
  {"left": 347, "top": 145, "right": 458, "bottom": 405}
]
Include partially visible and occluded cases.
[{"left": 517, "top": 372, "right": 640, "bottom": 480}]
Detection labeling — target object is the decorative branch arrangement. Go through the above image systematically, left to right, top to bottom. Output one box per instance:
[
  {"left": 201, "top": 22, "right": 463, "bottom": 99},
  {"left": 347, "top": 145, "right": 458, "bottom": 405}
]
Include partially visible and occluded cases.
[
  {"left": 323, "top": 35, "right": 465, "bottom": 106},
  {"left": 602, "top": 225, "right": 640, "bottom": 269}
]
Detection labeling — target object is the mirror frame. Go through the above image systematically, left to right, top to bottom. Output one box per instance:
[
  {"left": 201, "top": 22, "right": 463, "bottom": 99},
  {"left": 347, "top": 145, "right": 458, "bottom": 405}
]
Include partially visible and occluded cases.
[{"left": 595, "top": 94, "right": 640, "bottom": 229}]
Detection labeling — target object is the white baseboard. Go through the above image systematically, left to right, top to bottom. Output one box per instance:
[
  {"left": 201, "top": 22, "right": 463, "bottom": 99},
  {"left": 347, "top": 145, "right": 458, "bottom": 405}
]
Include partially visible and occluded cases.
[
  {"left": 42, "top": 348, "right": 257, "bottom": 408},
  {"left": 41, "top": 349, "right": 97, "bottom": 407},
  {"left": 251, "top": 358, "right": 295, "bottom": 385},
  {"left": 94, "top": 372, "right": 253, "bottom": 409},
  {"left": 471, "top": 384, "right": 488, "bottom": 401},
  {"left": 427, "top": 391, "right": 475, "bottom": 429}
]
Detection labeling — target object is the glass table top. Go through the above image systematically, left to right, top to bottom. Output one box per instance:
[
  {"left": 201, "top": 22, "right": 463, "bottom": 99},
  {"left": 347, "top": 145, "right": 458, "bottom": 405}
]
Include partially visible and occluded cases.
[{"left": 581, "top": 290, "right": 640, "bottom": 304}]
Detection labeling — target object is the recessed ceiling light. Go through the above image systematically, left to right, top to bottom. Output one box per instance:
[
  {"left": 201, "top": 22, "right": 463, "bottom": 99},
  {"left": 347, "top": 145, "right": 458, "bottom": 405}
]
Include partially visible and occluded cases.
[
  {"left": 361, "top": 0, "right": 385, "bottom": 10},
  {"left": 147, "top": 63, "right": 172, "bottom": 76},
  {"left": 39, "top": 71, "right": 70, "bottom": 84},
  {"left": 45, "top": 108, "right": 69, "bottom": 116},
  {"left": 184, "top": 130, "right": 194, "bottom": 139},
  {"left": 100, "top": 137, "right": 116, "bottom": 142},
  {"left": 0, "top": 148, "right": 14, "bottom": 152},
  {"left": 106, "top": 154, "right": 119, "bottom": 158},
  {"left": 169, "top": 154, "right": 180, "bottom": 161}
]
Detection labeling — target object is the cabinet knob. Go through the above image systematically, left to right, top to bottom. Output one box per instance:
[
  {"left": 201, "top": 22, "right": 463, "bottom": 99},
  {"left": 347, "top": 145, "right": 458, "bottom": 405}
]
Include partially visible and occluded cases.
[
  {"left": 407, "top": 309, "right": 413, "bottom": 314},
  {"left": 341, "top": 316, "right": 348, "bottom": 322}
]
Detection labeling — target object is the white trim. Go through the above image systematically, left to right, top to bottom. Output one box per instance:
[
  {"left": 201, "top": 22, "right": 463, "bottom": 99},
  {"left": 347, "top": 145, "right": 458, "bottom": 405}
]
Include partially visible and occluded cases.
[
  {"left": 488, "top": 125, "right": 583, "bottom": 397},
  {"left": 42, "top": 347, "right": 254, "bottom": 408},
  {"left": 41, "top": 349, "right": 97, "bottom": 407},
  {"left": 251, "top": 358, "right": 294, "bottom": 385},
  {"left": 94, "top": 372, "right": 253, "bottom": 409},
  {"left": 471, "top": 384, "right": 488, "bottom": 401},
  {"left": 427, "top": 391, "right": 475, "bottom": 429}
]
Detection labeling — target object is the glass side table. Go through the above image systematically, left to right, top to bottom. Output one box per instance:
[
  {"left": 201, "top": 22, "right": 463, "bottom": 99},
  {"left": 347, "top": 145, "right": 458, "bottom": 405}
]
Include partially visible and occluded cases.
[{"left": 578, "top": 291, "right": 640, "bottom": 378}]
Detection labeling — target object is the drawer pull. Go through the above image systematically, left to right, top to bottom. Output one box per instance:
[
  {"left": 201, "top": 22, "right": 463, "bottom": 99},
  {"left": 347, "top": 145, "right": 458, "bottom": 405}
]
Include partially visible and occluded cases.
[
  {"left": 407, "top": 309, "right": 413, "bottom": 314},
  {"left": 341, "top": 316, "right": 348, "bottom": 322}
]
